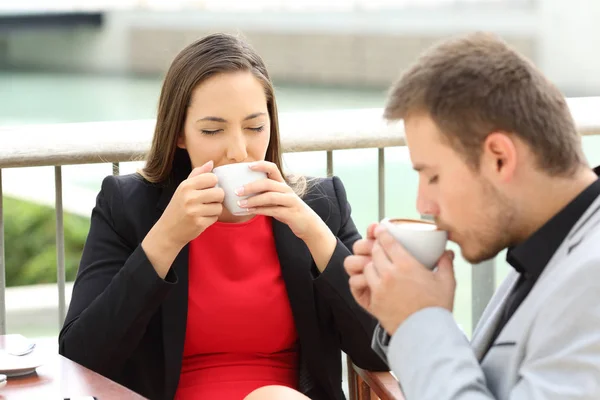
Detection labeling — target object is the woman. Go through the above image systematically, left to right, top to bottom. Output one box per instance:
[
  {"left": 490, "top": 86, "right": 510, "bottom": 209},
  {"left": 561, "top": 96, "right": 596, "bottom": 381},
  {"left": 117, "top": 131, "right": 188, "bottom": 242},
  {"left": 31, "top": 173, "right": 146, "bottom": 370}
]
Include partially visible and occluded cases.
[{"left": 58, "top": 33, "right": 387, "bottom": 400}]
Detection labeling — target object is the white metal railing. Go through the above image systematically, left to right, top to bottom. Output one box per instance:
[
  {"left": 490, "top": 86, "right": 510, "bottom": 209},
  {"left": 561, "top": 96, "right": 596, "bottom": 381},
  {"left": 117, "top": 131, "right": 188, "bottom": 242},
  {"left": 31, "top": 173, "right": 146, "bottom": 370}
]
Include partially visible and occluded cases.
[{"left": 2, "top": 98, "right": 600, "bottom": 336}]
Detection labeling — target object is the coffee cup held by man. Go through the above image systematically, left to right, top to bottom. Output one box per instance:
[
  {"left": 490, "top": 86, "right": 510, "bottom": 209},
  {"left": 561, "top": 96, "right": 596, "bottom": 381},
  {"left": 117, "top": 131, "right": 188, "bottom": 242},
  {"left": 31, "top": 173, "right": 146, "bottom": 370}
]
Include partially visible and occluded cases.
[
  {"left": 344, "top": 32, "right": 600, "bottom": 399},
  {"left": 379, "top": 218, "right": 447, "bottom": 269}
]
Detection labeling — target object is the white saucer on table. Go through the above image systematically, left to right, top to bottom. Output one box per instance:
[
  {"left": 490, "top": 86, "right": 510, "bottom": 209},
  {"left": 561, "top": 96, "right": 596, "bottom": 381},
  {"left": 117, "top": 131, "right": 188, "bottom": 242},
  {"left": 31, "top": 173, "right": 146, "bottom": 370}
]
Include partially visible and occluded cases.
[
  {"left": 0, "top": 335, "right": 44, "bottom": 378},
  {"left": 0, "top": 354, "right": 43, "bottom": 377}
]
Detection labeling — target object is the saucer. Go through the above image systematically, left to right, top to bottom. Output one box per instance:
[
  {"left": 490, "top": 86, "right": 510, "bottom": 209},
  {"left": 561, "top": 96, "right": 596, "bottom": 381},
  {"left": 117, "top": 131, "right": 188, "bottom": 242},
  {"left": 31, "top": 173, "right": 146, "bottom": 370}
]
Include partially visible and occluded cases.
[{"left": 0, "top": 353, "right": 43, "bottom": 377}]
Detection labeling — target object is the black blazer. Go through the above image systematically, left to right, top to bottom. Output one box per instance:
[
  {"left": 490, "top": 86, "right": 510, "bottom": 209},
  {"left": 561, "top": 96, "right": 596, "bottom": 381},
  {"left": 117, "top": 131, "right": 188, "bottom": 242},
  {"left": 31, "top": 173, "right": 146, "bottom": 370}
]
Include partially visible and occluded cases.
[{"left": 59, "top": 165, "right": 387, "bottom": 400}]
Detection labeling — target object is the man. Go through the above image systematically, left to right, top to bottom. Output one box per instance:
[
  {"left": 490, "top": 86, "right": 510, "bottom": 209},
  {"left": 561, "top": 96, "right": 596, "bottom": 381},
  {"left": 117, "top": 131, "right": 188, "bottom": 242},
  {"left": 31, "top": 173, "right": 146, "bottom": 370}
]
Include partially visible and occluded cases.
[{"left": 344, "top": 32, "right": 600, "bottom": 399}]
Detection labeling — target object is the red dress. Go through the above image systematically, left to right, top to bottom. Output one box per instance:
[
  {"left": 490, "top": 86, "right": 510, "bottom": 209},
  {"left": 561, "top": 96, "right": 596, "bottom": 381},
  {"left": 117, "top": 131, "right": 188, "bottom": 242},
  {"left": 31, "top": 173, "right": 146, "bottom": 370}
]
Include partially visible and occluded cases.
[{"left": 174, "top": 216, "right": 299, "bottom": 400}]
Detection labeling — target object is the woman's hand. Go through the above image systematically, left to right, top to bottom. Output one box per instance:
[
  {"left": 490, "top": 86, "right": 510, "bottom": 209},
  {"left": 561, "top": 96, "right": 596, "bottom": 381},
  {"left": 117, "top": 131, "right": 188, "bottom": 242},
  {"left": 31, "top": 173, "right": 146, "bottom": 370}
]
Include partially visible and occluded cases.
[
  {"left": 142, "top": 160, "right": 224, "bottom": 278},
  {"left": 159, "top": 160, "right": 225, "bottom": 247},
  {"left": 236, "top": 161, "right": 320, "bottom": 240},
  {"left": 238, "top": 161, "right": 337, "bottom": 271}
]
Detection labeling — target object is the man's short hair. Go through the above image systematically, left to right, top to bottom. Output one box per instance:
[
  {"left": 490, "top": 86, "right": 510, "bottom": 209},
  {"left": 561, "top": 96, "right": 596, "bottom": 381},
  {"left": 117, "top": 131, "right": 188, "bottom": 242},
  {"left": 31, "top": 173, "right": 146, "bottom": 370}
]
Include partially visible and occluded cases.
[{"left": 385, "top": 32, "right": 586, "bottom": 175}]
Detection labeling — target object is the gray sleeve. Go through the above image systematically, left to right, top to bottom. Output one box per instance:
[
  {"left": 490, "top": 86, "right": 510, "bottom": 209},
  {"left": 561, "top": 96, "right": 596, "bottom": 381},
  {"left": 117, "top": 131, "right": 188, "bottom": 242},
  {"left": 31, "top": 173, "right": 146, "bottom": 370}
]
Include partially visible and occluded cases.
[
  {"left": 385, "top": 282, "right": 600, "bottom": 400},
  {"left": 386, "top": 307, "right": 493, "bottom": 400},
  {"left": 371, "top": 323, "right": 391, "bottom": 366}
]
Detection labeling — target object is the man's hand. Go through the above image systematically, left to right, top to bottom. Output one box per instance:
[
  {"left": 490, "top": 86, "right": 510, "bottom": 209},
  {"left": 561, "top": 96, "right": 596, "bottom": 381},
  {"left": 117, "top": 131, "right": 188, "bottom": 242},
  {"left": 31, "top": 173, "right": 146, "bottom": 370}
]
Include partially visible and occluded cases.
[
  {"left": 344, "top": 223, "right": 378, "bottom": 310},
  {"left": 346, "top": 224, "right": 457, "bottom": 336}
]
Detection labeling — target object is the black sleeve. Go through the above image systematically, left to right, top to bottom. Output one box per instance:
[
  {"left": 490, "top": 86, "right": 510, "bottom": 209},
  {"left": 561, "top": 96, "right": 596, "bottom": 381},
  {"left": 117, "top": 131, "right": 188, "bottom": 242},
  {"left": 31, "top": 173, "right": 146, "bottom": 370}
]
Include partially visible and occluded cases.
[
  {"left": 58, "top": 175, "right": 176, "bottom": 377},
  {"left": 312, "top": 176, "right": 389, "bottom": 371}
]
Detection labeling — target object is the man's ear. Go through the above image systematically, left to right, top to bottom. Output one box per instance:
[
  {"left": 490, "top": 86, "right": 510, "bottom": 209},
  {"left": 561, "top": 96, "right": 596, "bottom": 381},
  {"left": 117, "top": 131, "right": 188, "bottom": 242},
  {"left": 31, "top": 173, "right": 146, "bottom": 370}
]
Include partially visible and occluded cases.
[{"left": 481, "top": 132, "right": 517, "bottom": 183}]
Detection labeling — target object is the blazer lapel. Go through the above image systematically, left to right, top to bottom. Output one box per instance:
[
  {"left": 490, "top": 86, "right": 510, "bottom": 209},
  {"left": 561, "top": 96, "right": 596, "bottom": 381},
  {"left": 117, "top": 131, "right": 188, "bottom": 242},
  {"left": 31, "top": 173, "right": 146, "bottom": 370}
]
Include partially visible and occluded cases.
[
  {"left": 156, "top": 178, "right": 190, "bottom": 398},
  {"left": 473, "top": 195, "right": 600, "bottom": 363},
  {"left": 565, "top": 197, "right": 600, "bottom": 253},
  {"left": 271, "top": 220, "right": 325, "bottom": 385},
  {"left": 471, "top": 276, "right": 519, "bottom": 361}
]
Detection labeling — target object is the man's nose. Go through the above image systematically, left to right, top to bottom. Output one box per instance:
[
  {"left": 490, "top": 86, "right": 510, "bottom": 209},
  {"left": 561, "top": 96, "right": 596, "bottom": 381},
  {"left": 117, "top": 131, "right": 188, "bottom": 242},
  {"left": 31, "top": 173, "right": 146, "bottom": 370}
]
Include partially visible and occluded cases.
[{"left": 417, "top": 194, "right": 439, "bottom": 218}]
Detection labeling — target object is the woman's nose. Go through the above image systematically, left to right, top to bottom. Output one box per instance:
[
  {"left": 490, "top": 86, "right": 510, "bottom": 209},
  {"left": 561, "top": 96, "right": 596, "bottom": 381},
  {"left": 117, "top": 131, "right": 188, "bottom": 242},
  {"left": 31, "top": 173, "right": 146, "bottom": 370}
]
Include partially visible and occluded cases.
[{"left": 226, "top": 133, "right": 248, "bottom": 162}]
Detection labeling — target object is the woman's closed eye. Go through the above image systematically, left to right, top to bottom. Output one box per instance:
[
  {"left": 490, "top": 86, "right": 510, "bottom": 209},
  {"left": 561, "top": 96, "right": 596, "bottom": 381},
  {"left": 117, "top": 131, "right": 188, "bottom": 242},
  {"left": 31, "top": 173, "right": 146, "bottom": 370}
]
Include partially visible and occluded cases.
[
  {"left": 247, "top": 125, "right": 265, "bottom": 133},
  {"left": 201, "top": 126, "right": 264, "bottom": 135},
  {"left": 201, "top": 129, "right": 222, "bottom": 135},
  {"left": 428, "top": 175, "right": 439, "bottom": 184}
]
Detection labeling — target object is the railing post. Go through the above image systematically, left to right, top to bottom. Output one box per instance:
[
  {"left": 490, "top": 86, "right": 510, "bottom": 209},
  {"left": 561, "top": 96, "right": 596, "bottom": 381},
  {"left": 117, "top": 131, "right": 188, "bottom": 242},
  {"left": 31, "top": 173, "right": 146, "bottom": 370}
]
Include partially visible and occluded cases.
[
  {"left": 378, "top": 148, "right": 386, "bottom": 221},
  {"left": 326, "top": 151, "right": 333, "bottom": 177},
  {"left": 112, "top": 162, "right": 120, "bottom": 176},
  {"left": 55, "top": 166, "right": 67, "bottom": 327},
  {"left": 0, "top": 169, "right": 6, "bottom": 335},
  {"left": 472, "top": 259, "right": 495, "bottom": 331},
  {"left": 347, "top": 356, "right": 358, "bottom": 400}
]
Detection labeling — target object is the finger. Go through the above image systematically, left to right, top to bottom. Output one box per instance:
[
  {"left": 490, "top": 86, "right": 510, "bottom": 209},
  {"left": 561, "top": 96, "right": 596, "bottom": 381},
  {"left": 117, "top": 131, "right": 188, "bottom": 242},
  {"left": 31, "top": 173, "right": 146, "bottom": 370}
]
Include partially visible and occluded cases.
[
  {"left": 188, "top": 160, "right": 214, "bottom": 178},
  {"left": 248, "top": 161, "right": 285, "bottom": 182},
  {"left": 187, "top": 172, "right": 219, "bottom": 190},
  {"left": 240, "top": 178, "right": 290, "bottom": 197},
  {"left": 196, "top": 187, "right": 225, "bottom": 204},
  {"left": 242, "top": 191, "right": 292, "bottom": 209},
  {"left": 191, "top": 202, "right": 223, "bottom": 218},
  {"left": 247, "top": 206, "right": 284, "bottom": 219},
  {"left": 366, "top": 223, "right": 378, "bottom": 240},
  {"left": 374, "top": 223, "right": 386, "bottom": 238},
  {"left": 376, "top": 230, "right": 420, "bottom": 268},
  {"left": 353, "top": 238, "right": 375, "bottom": 256},
  {"left": 371, "top": 238, "right": 416, "bottom": 280},
  {"left": 371, "top": 240, "right": 391, "bottom": 264},
  {"left": 371, "top": 241, "right": 396, "bottom": 279},
  {"left": 435, "top": 250, "right": 456, "bottom": 285},
  {"left": 344, "top": 255, "right": 371, "bottom": 276},
  {"left": 363, "top": 261, "right": 381, "bottom": 288},
  {"left": 349, "top": 274, "right": 369, "bottom": 291},
  {"left": 349, "top": 275, "right": 371, "bottom": 309}
]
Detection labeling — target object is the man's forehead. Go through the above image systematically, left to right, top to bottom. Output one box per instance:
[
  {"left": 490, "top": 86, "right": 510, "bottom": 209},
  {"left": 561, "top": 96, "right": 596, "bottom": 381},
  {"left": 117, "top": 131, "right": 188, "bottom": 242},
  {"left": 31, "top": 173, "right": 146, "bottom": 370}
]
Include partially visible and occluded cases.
[
  {"left": 404, "top": 114, "right": 442, "bottom": 140},
  {"left": 404, "top": 115, "right": 452, "bottom": 165},
  {"left": 405, "top": 133, "right": 441, "bottom": 170}
]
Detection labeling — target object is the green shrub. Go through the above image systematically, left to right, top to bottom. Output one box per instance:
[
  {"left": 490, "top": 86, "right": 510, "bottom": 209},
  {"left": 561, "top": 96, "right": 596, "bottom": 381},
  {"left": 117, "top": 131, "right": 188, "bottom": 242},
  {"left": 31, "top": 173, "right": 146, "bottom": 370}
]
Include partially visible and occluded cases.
[{"left": 3, "top": 196, "right": 90, "bottom": 287}]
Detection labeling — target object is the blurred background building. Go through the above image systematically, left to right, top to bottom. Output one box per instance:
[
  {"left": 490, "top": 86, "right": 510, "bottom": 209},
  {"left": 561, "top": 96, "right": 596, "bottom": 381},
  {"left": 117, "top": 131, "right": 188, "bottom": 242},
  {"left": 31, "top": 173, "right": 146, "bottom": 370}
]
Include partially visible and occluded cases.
[{"left": 3, "top": 0, "right": 600, "bottom": 96}]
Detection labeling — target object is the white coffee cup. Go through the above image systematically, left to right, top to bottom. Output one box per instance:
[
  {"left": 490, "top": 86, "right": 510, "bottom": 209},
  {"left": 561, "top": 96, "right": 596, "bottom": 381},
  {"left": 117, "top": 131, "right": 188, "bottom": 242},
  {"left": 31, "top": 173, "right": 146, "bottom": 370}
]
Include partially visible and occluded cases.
[
  {"left": 212, "top": 162, "right": 267, "bottom": 216},
  {"left": 379, "top": 217, "right": 448, "bottom": 270}
]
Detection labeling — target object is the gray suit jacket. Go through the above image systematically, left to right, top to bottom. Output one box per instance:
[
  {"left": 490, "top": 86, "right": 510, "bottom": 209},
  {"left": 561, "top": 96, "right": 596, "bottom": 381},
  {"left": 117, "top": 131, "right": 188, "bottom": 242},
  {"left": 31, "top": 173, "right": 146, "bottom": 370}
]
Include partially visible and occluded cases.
[{"left": 373, "top": 195, "right": 600, "bottom": 399}]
